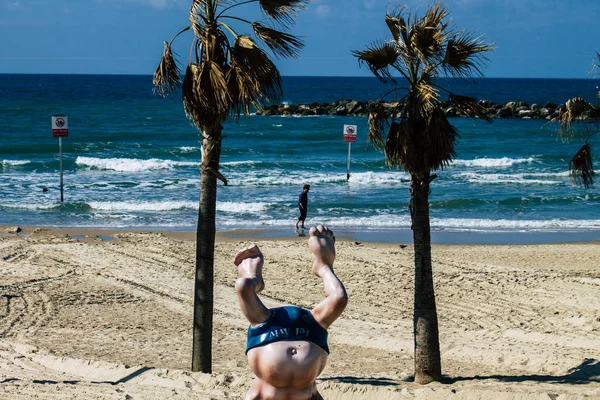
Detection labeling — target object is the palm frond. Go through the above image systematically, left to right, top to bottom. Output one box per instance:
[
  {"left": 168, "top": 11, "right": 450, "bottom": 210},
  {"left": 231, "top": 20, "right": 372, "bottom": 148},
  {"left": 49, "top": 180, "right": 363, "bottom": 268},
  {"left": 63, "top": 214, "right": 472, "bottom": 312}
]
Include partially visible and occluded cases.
[
  {"left": 190, "top": 0, "right": 208, "bottom": 24},
  {"left": 258, "top": 0, "right": 308, "bottom": 27},
  {"left": 412, "top": 2, "right": 447, "bottom": 61},
  {"left": 385, "top": 5, "right": 408, "bottom": 42},
  {"left": 252, "top": 22, "right": 304, "bottom": 58},
  {"left": 442, "top": 33, "right": 493, "bottom": 78},
  {"left": 228, "top": 35, "right": 282, "bottom": 118},
  {"left": 352, "top": 41, "right": 399, "bottom": 83},
  {"left": 153, "top": 42, "right": 181, "bottom": 98},
  {"left": 182, "top": 62, "right": 230, "bottom": 128},
  {"left": 414, "top": 79, "right": 439, "bottom": 108},
  {"left": 448, "top": 94, "right": 491, "bottom": 122},
  {"left": 557, "top": 97, "right": 596, "bottom": 140},
  {"left": 367, "top": 102, "right": 389, "bottom": 150},
  {"left": 423, "top": 107, "right": 458, "bottom": 170},
  {"left": 384, "top": 119, "right": 414, "bottom": 169},
  {"left": 569, "top": 143, "right": 595, "bottom": 187}
]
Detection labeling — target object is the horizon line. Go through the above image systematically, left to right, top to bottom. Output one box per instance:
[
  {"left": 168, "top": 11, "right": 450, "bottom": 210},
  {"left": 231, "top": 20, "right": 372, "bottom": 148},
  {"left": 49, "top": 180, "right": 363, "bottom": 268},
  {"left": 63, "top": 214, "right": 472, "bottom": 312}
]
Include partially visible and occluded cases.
[{"left": 0, "top": 73, "right": 598, "bottom": 81}]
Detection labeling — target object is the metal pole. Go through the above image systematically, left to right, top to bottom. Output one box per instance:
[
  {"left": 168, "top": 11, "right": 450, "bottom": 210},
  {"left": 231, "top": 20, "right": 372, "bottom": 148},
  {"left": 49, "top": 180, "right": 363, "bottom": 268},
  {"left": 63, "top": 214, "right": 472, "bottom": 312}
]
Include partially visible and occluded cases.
[
  {"left": 59, "top": 137, "right": 64, "bottom": 202},
  {"left": 346, "top": 142, "right": 351, "bottom": 180}
]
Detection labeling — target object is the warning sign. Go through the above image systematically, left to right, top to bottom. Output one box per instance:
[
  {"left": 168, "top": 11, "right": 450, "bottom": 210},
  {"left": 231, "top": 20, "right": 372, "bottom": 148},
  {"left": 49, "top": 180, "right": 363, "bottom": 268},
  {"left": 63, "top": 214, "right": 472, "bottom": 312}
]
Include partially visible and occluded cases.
[
  {"left": 52, "top": 115, "right": 68, "bottom": 137},
  {"left": 343, "top": 125, "right": 357, "bottom": 142}
]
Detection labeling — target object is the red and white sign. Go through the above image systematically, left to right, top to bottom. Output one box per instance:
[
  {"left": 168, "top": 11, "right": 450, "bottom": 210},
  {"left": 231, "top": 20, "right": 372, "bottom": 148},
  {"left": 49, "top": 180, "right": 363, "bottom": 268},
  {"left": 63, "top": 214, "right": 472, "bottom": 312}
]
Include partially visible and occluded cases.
[
  {"left": 52, "top": 115, "right": 68, "bottom": 137},
  {"left": 343, "top": 124, "right": 357, "bottom": 142}
]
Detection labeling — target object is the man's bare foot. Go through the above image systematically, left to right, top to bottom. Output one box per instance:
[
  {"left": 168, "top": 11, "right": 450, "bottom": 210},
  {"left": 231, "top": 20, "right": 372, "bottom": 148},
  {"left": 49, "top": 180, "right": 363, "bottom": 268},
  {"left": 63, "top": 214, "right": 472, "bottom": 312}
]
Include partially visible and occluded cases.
[
  {"left": 308, "top": 225, "right": 336, "bottom": 277},
  {"left": 233, "top": 244, "right": 265, "bottom": 293}
]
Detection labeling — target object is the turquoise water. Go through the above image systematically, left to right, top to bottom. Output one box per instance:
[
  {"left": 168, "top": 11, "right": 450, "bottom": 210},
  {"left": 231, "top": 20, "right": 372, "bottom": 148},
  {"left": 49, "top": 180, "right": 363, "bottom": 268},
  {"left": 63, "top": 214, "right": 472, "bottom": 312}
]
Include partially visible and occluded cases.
[{"left": 1, "top": 74, "right": 599, "bottom": 243}]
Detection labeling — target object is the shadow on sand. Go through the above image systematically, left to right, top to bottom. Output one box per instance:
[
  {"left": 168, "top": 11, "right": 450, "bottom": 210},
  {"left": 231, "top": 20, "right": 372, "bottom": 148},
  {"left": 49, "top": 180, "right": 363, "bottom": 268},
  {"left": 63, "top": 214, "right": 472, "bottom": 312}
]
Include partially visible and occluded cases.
[
  {"left": 319, "top": 358, "right": 600, "bottom": 387},
  {"left": 444, "top": 358, "right": 600, "bottom": 385},
  {"left": 0, "top": 366, "right": 153, "bottom": 386}
]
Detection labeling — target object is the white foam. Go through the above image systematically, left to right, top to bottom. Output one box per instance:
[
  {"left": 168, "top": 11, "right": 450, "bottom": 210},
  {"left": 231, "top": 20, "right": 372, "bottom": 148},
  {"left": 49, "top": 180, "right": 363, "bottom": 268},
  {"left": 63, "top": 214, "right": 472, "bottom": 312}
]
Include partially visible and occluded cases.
[
  {"left": 178, "top": 146, "right": 199, "bottom": 153},
  {"left": 76, "top": 157, "right": 198, "bottom": 172},
  {"left": 452, "top": 157, "right": 536, "bottom": 168},
  {"left": 2, "top": 160, "right": 31, "bottom": 166},
  {"left": 221, "top": 160, "right": 263, "bottom": 167},
  {"left": 226, "top": 169, "right": 407, "bottom": 186},
  {"left": 457, "top": 172, "right": 561, "bottom": 185},
  {"left": 88, "top": 201, "right": 197, "bottom": 212},
  {"left": 217, "top": 201, "right": 271, "bottom": 213},
  {"left": 1, "top": 202, "right": 59, "bottom": 210},
  {"left": 218, "top": 214, "right": 600, "bottom": 232},
  {"left": 431, "top": 217, "right": 600, "bottom": 231}
]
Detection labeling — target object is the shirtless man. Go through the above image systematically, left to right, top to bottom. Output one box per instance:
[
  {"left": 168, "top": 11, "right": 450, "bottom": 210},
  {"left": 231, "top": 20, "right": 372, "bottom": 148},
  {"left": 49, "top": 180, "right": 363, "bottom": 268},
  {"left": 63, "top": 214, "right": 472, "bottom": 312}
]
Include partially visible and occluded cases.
[{"left": 233, "top": 225, "right": 348, "bottom": 400}]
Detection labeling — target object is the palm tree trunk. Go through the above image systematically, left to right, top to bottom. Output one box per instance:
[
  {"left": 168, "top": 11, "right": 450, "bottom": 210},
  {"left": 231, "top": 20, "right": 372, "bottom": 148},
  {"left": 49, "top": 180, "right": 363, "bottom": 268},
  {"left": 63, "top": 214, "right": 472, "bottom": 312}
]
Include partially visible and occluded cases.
[
  {"left": 191, "top": 123, "right": 223, "bottom": 373},
  {"left": 411, "top": 174, "right": 442, "bottom": 384}
]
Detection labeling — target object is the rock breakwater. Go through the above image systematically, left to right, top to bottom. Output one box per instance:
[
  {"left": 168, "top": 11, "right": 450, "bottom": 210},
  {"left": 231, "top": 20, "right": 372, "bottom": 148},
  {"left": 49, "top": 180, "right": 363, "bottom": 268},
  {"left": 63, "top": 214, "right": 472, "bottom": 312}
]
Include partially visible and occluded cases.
[{"left": 257, "top": 99, "right": 565, "bottom": 119}]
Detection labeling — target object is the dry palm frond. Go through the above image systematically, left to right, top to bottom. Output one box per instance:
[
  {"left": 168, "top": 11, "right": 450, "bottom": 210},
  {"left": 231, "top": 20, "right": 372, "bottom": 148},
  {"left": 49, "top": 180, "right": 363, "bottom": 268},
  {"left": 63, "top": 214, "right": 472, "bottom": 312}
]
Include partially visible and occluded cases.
[
  {"left": 190, "top": 0, "right": 208, "bottom": 23},
  {"left": 258, "top": 0, "right": 308, "bottom": 27},
  {"left": 412, "top": 2, "right": 447, "bottom": 61},
  {"left": 385, "top": 8, "right": 406, "bottom": 42},
  {"left": 192, "top": 20, "right": 205, "bottom": 39},
  {"left": 252, "top": 22, "right": 304, "bottom": 58},
  {"left": 443, "top": 33, "right": 492, "bottom": 78},
  {"left": 228, "top": 36, "right": 282, "bottom": 118},
  {"left": 353, "top": 41, "right": 399, "bottom": 83},
  {"left": 153, "top": 42, "right": 181, "bottom": 98},
  {"left": 193, "top": 60, "right": 230, "bottom": 115},
  {"left": 182, "top": 63, "right": 230, "bottom": 127},
  {"left": 414, "top": 80, "right": 439, "bottom": 109},
  {"left": 448, "top": 94, "right": 491, "bottom": 122},
  {"left": 557, "top": 97, "right": 595, "bottom": 140},
  {"left": 367, "top": 102, "right": 389, "bottom": 150},
  {"left": 423, "top": 107, "right": 458, "bottom": 170},
  {"left": 385, "top": 119, "right": 416, "bottom": 170},
  {"left": 569, "top": 143, "right": 595, "bottom": 187}
]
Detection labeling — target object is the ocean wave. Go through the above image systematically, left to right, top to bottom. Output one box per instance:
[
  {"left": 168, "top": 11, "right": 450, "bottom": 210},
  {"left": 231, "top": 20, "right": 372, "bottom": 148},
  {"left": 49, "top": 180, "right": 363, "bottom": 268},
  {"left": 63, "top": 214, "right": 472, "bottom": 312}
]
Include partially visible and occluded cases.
[
  {"left": 177, "top": 146, "right": 199, "bottom": 153},
  {"left": 76, "top": 156, "right": 198, "bottom": 172},
  {"left": 452, "top": 157, "right": 536, "bottom": 168},
  {"left": 2, "top": 160, "right": 31, "bottom": 166},
  {"left": 221, "top": 160, "right": 263, "bottom": 167},
  {"left": 227, "top": 170, "right": 408, "bottom": 186},
  {"left": 457, "top": 172, "right": 561, "bottom": 185},
  {"left": 431, "top": 194, "right": 600, "bottom": 209},
  {"left": 88, "top": 200, "right": 197, "bottom": 212},
  {"left": 217, "top": 201, "right": 272, "bottom": 213},
  {"left": 0, "top": 202, "right": 62, "bottom": 211},
  {"left": 218, "top": 214, "right": 600, "bottom": 232},
  {"left": 430, "top": 217, "right": 600, "bottom": 231}
]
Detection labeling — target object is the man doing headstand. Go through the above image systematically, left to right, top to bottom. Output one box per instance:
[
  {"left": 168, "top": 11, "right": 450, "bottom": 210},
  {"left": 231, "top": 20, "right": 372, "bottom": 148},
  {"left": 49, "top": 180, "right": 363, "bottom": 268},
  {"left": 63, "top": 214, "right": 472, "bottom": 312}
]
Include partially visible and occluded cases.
[{"left": 234, "top": 225, "right": 347, "bottom": 400}]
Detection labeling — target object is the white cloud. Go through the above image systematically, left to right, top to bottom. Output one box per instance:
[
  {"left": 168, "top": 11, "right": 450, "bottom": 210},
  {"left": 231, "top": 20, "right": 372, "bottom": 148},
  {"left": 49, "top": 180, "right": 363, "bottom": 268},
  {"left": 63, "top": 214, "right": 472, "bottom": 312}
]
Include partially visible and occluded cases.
[{"left": 316, "top": 4, "right": 330, "bottom": 18}]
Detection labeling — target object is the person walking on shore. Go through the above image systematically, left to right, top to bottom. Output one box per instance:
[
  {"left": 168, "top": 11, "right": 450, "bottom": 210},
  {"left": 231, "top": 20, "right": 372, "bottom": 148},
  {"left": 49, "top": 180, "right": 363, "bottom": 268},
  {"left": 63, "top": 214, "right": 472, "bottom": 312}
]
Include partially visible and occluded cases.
[
  {"left": 295, "top": 184, "right": 310, "bottom": 229},
  {"left": 233, "top": 225, "right": 347, "bottom": 399}
]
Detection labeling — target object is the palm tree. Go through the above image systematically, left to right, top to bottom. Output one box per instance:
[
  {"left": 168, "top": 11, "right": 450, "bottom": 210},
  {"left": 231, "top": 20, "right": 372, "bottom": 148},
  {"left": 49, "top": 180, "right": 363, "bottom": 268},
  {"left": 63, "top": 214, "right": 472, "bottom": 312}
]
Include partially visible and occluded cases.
[
  {"left": 153, "top": 0, "right": 306, "bottom": 373},
  {"left": 352, "top": 2, "right": 493, "bottom": 384},
  {"left": 553, "top": 52, "right": 600, "bottom": 187}
]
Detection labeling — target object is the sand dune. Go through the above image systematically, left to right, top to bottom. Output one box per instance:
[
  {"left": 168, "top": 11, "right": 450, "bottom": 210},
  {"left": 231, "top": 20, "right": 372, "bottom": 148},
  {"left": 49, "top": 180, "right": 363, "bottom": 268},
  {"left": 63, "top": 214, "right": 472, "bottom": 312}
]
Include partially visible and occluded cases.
[{"left": 1, "top": 228, "right": 599, "bottom": 399}]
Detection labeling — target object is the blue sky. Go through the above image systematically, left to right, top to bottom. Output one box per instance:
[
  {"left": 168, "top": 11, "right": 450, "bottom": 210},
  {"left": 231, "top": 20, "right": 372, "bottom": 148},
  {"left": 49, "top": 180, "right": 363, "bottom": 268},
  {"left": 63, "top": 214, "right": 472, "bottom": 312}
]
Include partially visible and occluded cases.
[{"left": 0, "top": 0, "right": 598, "bottom": 78}]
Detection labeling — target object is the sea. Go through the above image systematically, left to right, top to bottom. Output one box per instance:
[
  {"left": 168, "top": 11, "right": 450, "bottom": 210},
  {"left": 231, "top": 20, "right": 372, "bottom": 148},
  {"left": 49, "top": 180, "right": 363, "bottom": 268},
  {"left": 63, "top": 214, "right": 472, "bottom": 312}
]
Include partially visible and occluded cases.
[{"left": 1, "top": 74, "right": 600, "bottom": 244}]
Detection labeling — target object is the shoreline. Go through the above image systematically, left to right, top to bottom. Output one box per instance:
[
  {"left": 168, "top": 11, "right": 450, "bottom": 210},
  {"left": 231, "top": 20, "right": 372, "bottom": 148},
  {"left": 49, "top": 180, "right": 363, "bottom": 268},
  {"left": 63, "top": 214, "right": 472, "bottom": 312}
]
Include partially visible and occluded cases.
[{"left": 2, "top": 225, "right": 600, "bottom": 246}]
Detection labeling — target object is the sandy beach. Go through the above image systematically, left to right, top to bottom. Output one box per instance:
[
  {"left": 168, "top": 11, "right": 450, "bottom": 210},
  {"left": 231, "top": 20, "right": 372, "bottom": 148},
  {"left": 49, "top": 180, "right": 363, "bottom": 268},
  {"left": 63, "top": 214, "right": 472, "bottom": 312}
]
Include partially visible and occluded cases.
[{"left": 1, "top": 226, "right": 599, "bottom": 399}]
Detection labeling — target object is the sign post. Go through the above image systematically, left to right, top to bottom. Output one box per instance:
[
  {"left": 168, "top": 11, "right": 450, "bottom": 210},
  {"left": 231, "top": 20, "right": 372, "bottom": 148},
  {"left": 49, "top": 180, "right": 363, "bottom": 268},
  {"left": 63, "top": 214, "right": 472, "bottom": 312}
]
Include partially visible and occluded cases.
[
  {"left": 52, "top": 115, "right": 68, "bottom": 202},
  {"left": 343, "top": 125, "right": 357, "bottom": 180}
]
